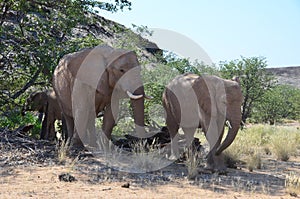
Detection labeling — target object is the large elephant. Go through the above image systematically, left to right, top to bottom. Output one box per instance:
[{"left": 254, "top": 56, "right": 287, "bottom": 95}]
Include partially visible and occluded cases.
[
  {"left": 52, "top": 45, "right": 146, "bottom": 150},
  {"left": 162, "top": 73, "right": 243, "bottom": 171},
  {"left": 22, "top": 90, "right": 62, "bottom": 140}
]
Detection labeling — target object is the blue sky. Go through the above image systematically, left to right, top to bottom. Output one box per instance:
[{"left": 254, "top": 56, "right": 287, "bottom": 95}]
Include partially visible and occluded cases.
[{"left": 102, "top": 0, "right": 300, "bottom": 67}]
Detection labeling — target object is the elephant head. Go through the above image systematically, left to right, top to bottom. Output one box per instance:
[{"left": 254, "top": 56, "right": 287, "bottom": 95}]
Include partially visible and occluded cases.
[
  {"left": 53, "top": 45, "right": 147, "bottom": 149},
  {"left": 22, "top": 91, "right": 48, "bottom": 116}
]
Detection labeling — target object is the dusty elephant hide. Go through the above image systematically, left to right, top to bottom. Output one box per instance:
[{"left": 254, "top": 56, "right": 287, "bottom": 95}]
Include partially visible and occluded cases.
[
  {"left": 52, "top": 45, "right": 146, "bottom": 150},
  {"left": 162, "top": 73, "right": 243, "bottom": 171},
  {"left": 22, "top": 90, "right": 62, "bottom": 140}
]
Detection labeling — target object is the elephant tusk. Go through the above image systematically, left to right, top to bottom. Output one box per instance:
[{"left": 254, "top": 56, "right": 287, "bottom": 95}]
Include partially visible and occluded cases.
[
  {"left": 126, "top": 91, "right": 143, "bottom": 100},
  {"left": 144, "top": 95, "right": 153, "bottom": 100},
  {"left": 226, "top": 120, "right": 232, "bottom": 129}
]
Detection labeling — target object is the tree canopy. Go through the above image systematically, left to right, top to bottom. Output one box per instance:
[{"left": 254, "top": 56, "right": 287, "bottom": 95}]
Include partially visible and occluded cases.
[
  {"left": 0, "top": 0, "right": 131, "bottom": 112},
  {"left": 220, "top": 56, "right": 275, "bottom": 124}
]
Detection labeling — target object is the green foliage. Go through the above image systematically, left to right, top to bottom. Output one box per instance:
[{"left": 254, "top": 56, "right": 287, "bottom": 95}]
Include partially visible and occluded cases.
[
  {"left": 0, "top": 0, "right": 130, "bottom": 130},
  {"left": 113, "top": 24, "right": 155, "bottom": 60},
  {"left": 131, "top": 24, "right": 153, "bottom": 37},
  {"left": 165, "top": 53, "right": 219, "bottom": 76},
  {"left": 219, "top": 56, "right": 275, "bottom": 124},
  {"left": 142, "top": 63, "right": 179, "bottom": 125},
  {"left": 252, "top": 85, "right": 300, "bottom": 124},
  {"left": 0, "top": 111, "right": 41, "bottom": 137}
]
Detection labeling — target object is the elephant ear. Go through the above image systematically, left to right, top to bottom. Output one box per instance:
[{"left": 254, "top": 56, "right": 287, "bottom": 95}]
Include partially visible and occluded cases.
[
  {"left": 68, "top": 45, "right": 114, "bottom": 91},
  {"left": 106, "top": 50, "right": 139, "bottom": 88},
  {"left": 96, "top": 70, "right": 111, "bottom": 96},
  {"left": 33, "top": 92, "right": 48, "bottom": 112},
  {"left": 38, "top": 92, "right": 48, "bottom": 106}
]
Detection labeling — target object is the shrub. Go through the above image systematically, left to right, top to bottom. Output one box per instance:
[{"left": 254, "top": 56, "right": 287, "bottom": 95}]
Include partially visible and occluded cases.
[
  {"left": 252, "top": 85, "right": 300, "bottom": 124},
  {"left": 0, "top": 111, "right": 41, "bottom": 137},
  {"left": 225, "top": 124, "right": 300, "bottom": 168},
  {"left": 270, "top": 129, "right": 298, "bottom": 161},
  {"left": 286, "top": 173, "right": 300, "bottom": 196}
]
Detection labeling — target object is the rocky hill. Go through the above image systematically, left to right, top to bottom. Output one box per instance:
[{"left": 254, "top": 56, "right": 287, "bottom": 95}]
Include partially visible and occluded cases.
[
  {"left": 71, "top": 12, "right": 162, "bottom": 60},
  {"left": 267, "top": 66, "right": 300, "bottom": 89}
]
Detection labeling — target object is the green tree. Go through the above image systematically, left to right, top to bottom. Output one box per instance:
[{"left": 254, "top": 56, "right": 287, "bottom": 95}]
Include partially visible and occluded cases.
[
  {"left": 0, "top": 0, "right": 131, "bottom": 128},
  {"left": 165, "top": 52, "right": 219, "bottom": 75},
  {"left": 219, "top": 56, "right": 274, "bottom": 124},
  {"left": 252, "top": 85, "right": 300, "bottom": 124}
]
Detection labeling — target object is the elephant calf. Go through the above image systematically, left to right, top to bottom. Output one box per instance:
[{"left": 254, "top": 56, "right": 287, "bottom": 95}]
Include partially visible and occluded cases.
[
  {"left": 162, "top": 73, "right": 243, "bottom": 171},
  {"left": 22, "top": 90, "right": 62, "bottom": 140}
]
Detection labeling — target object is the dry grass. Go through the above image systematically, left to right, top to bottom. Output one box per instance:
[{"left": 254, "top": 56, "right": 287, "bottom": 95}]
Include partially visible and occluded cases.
[
  {"left": 225, "top": 124, "right": 300, "bottom": 169},
  {"left": 270, "top": 128, "right": 299, "bottom": 161},
  {"left": 56, "top": 139, "right": 70, "bottom": 164},
  {"left": 130, "top": 139, "right": 169, "bottom": 172},
  {"left": 184, "top": 146, "right": 205, "bottom": 180},
  {"left": 246, "top": 152, "right": 262, "bottom": 172},
  {"left": 285, "top": 172, "right": 300, "bottom": 196}
]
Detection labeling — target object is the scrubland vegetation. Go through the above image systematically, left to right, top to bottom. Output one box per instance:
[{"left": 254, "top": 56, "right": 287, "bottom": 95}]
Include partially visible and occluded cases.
[{"left": 1, "top": 1, "right": 300, "bottom": 198}]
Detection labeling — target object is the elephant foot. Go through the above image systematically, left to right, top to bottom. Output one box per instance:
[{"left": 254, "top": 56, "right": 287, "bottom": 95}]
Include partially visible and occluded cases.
[
  {"left": 70, "top": 137, "right": 84, "bottom": 149},
  {"left": 206, "top": 152, "right": 227, "bottom": 173},
  {"left": 203, "top": 164, "right": 227, "bottom": 175},
  {"left": 215, "top": 169, "right": 228, "bottom": 175}
]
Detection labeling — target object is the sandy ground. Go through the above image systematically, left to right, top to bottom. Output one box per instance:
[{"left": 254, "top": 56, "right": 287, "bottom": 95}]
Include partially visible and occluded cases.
[
  {"left": 1, "top": 127, "right": 300, "bottom": 199},
  {"left": 1, "top": 155, "right": 299, "bottom": 199},
  {"left": 0, "top": 165, "right": 296, "bottom": 199}
]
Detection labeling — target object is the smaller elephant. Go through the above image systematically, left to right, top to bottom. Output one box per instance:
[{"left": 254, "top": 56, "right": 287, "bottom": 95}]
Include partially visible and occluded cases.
[
  {"left": 163, "top": 73, "right": 243, "bottom": 171},
  {"left": 22, "top": 90, "right": 62, "bottom": 140}
]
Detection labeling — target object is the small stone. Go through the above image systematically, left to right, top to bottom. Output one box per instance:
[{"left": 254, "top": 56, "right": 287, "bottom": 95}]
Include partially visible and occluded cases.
[
  {"left": 58, "top": 173, "right": 76, "bottom": 182},
  {"left": 121, "top": 182, "right": 130, "bottom": 188}
]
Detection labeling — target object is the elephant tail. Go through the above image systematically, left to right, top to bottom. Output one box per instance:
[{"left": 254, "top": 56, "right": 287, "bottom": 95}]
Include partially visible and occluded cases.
[{"left": 215, "top": 120, "right": 240, "bottom": 156}]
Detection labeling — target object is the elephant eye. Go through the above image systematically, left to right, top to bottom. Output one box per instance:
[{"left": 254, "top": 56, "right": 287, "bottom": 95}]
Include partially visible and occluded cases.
[{"left": 119, "top": 69, "right": 125, "bottom": 73}]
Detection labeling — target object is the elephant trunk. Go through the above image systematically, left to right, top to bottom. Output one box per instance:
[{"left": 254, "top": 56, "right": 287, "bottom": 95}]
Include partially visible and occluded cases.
[
  {"left": 130, "top": 86, "right": 145, "bottom": 136},
  {"left": 215, "top": 120, "right": 240, "bottom": 156}
]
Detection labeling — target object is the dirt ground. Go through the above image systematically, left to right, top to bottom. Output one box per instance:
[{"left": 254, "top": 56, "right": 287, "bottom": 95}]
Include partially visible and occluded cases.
[{"left": 1, "top": 128, "right": 300, "bottom": 199}]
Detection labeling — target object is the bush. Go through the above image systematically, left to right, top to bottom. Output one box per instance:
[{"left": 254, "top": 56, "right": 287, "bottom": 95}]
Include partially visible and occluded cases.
[
  {"left": 252, "top": 85, "right": 300, "bottom": 124},
  {"left": 0, "top": 111, "right": 41, "bottom": 137},
  {"left": 225, "top": 124, "right": 300, "bottom": 168},
  {"left": 270, "top": 129, "right": 298, "bottom": 161}
]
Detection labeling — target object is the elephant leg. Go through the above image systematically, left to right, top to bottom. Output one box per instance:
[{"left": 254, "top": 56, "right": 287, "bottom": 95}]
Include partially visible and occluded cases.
[
  {"left": 71, "top": 82, "right": 98, "bottom": 149},
  {"left": 101, "top": 104, "right": 116, "bottom": 153},
  {"left": 102, "top": 104, "right": 117, "bottom": 140},
  {"left": 72, "top": 107, "right": 97, "bottom": 150},
  {"left": 84, "top": 110, "right": 97, "bottom": 150},
  {"left": 165, "top": 113, "right": 180, "bottom": 160},
  {"left": 40, "top": 114, "right": 47, "bottom": 140},
  {"left": 63, "top": 114, "right": 81, "bottom": 147},
  {"left": 204, "top": 115, "right": 220, "bottom": 170},
  {"left": 206, "top": 115, "right": 226, "bottom": 171},
  {"left": 48, "top": 120, "right": 56, "bottom": 141},
  {"left": 182, "top": 127, "right": 196, "bottom": 149}
]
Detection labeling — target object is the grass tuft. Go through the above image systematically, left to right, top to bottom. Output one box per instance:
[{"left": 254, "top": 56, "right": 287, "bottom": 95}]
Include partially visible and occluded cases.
[
  {"left": 225, "top": 124, "right": 300, "bottom": 167},
  {"left": 56, "top": 139, "right": 70, "bottom": 164},
  {"left": 286, "top": 173, "right": 300, "bottom": 196}
]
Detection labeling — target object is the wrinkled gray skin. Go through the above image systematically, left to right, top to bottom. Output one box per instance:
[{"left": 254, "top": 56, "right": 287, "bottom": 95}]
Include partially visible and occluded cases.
[
  {"left": 52, "top": 45, "right": 146, "bottom": 149},
  {"left": 162, "top": 73, "right": 243, "bottom": 171},
  {"left": 22, "top": 90, "right": 62, "bottom": 140}
]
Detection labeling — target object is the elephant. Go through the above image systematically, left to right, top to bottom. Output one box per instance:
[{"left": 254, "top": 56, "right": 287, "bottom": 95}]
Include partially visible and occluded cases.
[
  {"left": 52, "top": 45, "right": 147, "bottom": 150},
  {"left": 162, "top": 73, "right": 243, "bottom": 171},
  {"left": 22, "top": 90, "right": 62, "bottom": 140}
]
